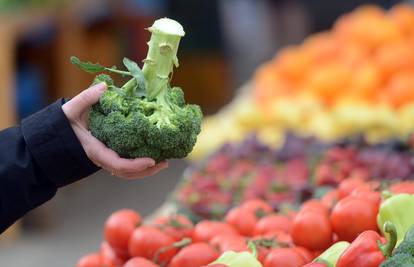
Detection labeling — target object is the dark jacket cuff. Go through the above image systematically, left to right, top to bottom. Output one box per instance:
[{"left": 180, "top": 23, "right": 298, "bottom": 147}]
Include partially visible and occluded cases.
[{"left": 21, "top": 99, "right": 99, "bottom": 187}]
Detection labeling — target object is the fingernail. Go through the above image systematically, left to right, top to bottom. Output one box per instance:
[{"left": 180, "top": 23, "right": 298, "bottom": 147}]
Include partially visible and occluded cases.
[
  {"left": 93, "top": 82, "right": 107, "bottom": 92},
  {"left": 145, "top": 158, "right": 156, "bottom": 167}
]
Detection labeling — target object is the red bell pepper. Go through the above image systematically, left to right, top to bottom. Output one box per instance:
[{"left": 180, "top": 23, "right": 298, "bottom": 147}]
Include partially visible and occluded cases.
[{"left": 336, "top": 222, "right": 397, "bottom": 267}]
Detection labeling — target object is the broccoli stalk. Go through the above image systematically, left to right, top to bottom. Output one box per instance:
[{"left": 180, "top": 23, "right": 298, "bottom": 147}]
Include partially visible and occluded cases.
[{"left": 142, "top": 18, "right": 185, "bottom": 101}]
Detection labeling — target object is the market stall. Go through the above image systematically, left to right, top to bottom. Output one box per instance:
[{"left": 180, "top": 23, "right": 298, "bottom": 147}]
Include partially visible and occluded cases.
[{"left": 72, "top": 4, "right": 414, "bottom": 267}]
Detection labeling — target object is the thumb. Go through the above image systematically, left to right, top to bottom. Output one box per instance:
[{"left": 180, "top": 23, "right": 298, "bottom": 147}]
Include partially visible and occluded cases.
[{"left": 64, "top": 82, "right": 107, "bottom": 115}]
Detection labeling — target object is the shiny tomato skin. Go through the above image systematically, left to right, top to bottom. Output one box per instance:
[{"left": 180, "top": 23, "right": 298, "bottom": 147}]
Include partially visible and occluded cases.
[
  {"left": 337, "top": 178, "right": 365, "bottom": 199},
  {"left": 390, "top": 181, "right": 414, "bottom": 194},
  {"left": 351, "top": 186, "right": 381, "bottom": 208},
  {"left": 321, "top": 190, "right": 339, "bottom": 210},
  {"left": 330, "top": 196, "right": 378, "bottom": 242},
  {"left": 241, "top": 199, "right": 273, "bottom": 214},
  {"left": 300, "top": 200, "right": 329, "bottom": 216},
  {"left": 225, "top": 207, "right": 258, "bottom": 236},
  {"left": 104, "top": 209, "right": 141, "bottom": 257},
  {"left": 291, "top": 211, "right": 333, "bottom": 251},
  {"left": 254, "top": 214, "right": 292, "bottom": 235},
  {"left": 153, "top": 215, "right": 194, "bottom": 241},
  {"left": 193, "top": 221, "right": 238, "bottom": 242},
  {"left": 128, "top": 226, "right": 176, "bottom": 265},
  {"left": 262, "top": 230, "right": 293, "bottom": 244},
  {"left": 210, "top": 234, "right": 247, "bottom": 253},
  {"left": 100, "top": 241, "right": 127, "bottom": 266},
  {"left": 168, "top": 243, "right": 220, "bottom": 267},
  {"left": 292, "top": 246, "right": 313, "bottom": 263},
  {"left": 264, "top": 248, "right": 307, "bottom": 267},
  {"left": 76, "top": 253, "right": 104, "bottom": 267},
  {"left": 123, "top": 257, "right": 159, "bottom": 267}
]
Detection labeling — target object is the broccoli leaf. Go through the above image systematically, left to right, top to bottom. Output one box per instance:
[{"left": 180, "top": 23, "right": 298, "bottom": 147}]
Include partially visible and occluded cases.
[
  {"left": 71, "top": 56, "right": 106, "bottom": 73},
  {"left": 123, "top": 57, "right": 146, "bottom": 97},
  {"left": 93, "top": 74, "right": 114, "bottom": 86}
]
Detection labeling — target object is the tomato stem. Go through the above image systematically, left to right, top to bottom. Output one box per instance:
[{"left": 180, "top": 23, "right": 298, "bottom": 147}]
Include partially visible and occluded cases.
[{"left": 153, "top": 238, "right": 192, "bottom": 264}]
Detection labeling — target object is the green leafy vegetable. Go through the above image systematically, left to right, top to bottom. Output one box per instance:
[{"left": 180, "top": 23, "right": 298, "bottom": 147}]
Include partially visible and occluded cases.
[{"left": 71, "top": 18, "right": 202, "bottom": 162}]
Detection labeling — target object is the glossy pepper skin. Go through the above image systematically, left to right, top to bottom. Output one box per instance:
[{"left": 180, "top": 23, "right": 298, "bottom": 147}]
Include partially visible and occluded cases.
[
  {"left": 377, "top": 193, "right": 414, "bottom": 247},
  {"left": 336, "top": 222, "right": 397, "bottom": 267},
  {"left": 314, "top": 241, "right": 350, "bottom": 267},
  {"left": 210, "top": 243, "right": 263, "bottom": 267}
]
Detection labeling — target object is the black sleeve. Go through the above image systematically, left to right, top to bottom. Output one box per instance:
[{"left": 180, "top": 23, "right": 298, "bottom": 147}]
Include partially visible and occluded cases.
[{"left": 0, "top": 99, "right": 99, "bottom": 233}]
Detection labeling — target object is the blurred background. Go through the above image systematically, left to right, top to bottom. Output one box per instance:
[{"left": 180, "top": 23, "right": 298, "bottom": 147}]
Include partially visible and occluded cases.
[{"left": 0, "top": 0, "right": 413, "bottom": 266}]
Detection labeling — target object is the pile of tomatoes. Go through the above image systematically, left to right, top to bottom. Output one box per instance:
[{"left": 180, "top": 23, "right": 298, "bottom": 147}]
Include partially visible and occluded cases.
[{"left": 77, "top": 178, "right": 414, "bottom": 267}]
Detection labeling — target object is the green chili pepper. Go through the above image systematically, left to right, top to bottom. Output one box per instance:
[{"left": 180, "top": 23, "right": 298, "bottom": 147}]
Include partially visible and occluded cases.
[
  {"left": 377, "top": 192, "right": 414, "bottom": 247},
  {"left": 314, "top": 241, "right": 350, "bottom": 267},
  {"left": 210, "top": 242, "right": 263, "bottom": 267}
]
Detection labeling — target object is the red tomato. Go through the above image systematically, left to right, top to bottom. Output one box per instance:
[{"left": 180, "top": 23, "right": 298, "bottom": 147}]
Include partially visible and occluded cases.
[
  {"left": 337, "top": 178, "right": 365, "bottom": 199},
  {"left": 390, "top": 181, "right": 414, "bottom": 194},
  {"left": 351, "top": 186, "right": 381, "bottom": 207},
  {"left": 321, "top": 190, "right": 339, "bottom": 210},
  {"left": 330, "top": 196, "right": 378, "bottom": 242},
  {"left": 241, "top": 199, "right": 273, "bottom": 214},
  {"left": 300, "top": 200, "right": 329, "bottom": 216},
  {"left": 225, "top": 207, "right": 258, "bottom": 236},
  {"left": 104, "top": 209, "right": 141, "bottom": 257},
  {"left": 291, "top": 211, "right": 333, "bottom": 251},
  {"left": 254, "top": 214, "right": 292, "bottom": 235},
  {"left": 153, "top": 215, "right": 194, "bottom": 241},
  {"left": 193, "top": 221, "right": 237, "bottom": 242},
  {"left": 128, "top": 226, "right": 176, "bottom": 265},
  {"left": 262, "top": 230, "right": 293, "bottom": 244},
  {"left": 210, "top": 234, "right": 247, "bottom": 253},
  {"left": 250, "top": 238, "right": 275, "bottom": 263},
  {"left": 100, "top": 242, "right": 127, "bottom": 266},
  {"left": 168, "top": 243, "right": 219, "bottom": 267},
  {"left": 291, "top": 246, "right": 313, "bottom": 263},
  {"left": 264, "top": 248, "right": 307, "bottom": 267},
  {"left": 76, "top": 253, "right": 104, "bottom": 267},
  {"left": 123, "top": 257, "right": 159, "bottom": 267}
]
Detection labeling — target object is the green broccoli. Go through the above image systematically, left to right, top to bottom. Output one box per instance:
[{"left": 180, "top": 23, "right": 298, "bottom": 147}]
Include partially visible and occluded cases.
[
  {"left": 71, "top": 18, "right": 202, "bottom": 162},
  {"left": 380, "top": 253, "right": 414, "bottom": 267}
]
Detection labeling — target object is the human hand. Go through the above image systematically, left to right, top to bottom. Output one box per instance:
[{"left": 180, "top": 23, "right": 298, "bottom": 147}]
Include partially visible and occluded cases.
[{"left": 62, "top": 82, "right": 168, "bottom": 179}]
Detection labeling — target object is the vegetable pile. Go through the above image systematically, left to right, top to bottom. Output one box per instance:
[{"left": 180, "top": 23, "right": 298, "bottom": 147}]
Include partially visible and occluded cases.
[
  {"left": 190, "top": 4, "right": 414, "bottom": 160},
  {"left": 71, "top": 18, "right": 202, "bottom": 162},
  {"left": 174, "top": 133, "right": 414, "bottom": 221},
  {"left": 76, "top": 179, "right": 414, "bottom": 267}
]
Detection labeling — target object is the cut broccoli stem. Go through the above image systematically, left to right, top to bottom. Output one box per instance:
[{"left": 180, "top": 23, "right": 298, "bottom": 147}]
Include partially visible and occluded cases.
[{"left": 142, "top": 18, "right": 185, "bottom": 101}]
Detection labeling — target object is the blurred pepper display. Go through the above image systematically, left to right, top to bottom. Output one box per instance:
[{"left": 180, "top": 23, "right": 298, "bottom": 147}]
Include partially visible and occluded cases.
[
  {"left": 190, "top": 4, "right": 414, "bottom": 160},
  {"left": 174, "top": 133, "right": 414, "bottom": 221}
]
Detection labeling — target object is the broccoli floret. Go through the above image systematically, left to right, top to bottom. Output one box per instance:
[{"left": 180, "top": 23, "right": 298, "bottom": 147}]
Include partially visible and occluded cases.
[
  {"left": 73, "top": 18, "right": 202, "bottom": 162},
  {"left": 394, "top": 241, "right": 414, "bottom": 256},
  {"left": 380, "top": 253, "right": 414, "bottom": 267}
]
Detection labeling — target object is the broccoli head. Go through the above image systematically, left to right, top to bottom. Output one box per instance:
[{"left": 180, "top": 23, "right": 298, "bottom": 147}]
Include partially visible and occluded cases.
[
  {"left": 72, "top": 18, "right": 202, "bottom": 162},
  {"left": 380, "top": 253, "right": 414, "bottom": 267}
]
